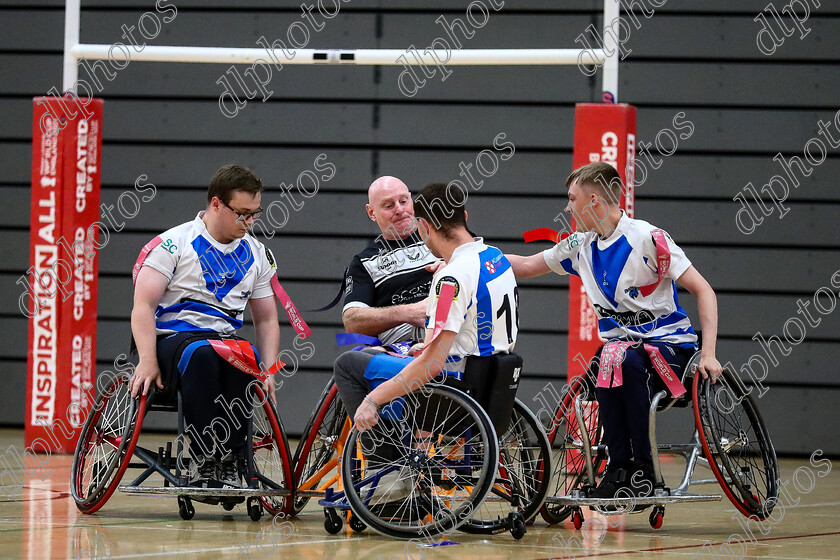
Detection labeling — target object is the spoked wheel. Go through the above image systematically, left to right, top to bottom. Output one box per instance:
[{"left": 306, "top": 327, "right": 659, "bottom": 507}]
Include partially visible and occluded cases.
[
  {"left": 694, "top": 368, "right": 779, "bottom": 519},
  {"left": 540, "top": 373, "right": 603, "bottom": 524},
  {"left": 71, "top": 374, "right": 147, "bottom": 513},
  {"left": 291, "top": 380, "right": 348, "bottom": 515},
  {"left": 342, "top": 384, "right": 498, "bottom": 539},
  {"left": 251, "top": 385, "right": 295, "bottom": 517},
  {"left": 461, "top": 399, "right": 550, "bottom": 534}
]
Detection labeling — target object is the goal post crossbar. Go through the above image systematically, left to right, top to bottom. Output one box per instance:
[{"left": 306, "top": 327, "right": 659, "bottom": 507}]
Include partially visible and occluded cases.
[
  {"left": 63, "top": 0, "right": 621, "bottom": 100},
  {"left": 70, "top": 44, "right": 605, "bottom": 67}
]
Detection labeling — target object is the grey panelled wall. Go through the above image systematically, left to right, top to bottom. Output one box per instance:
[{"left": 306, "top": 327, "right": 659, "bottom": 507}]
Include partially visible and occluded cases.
[{"left": 1, "top": 1, "right": 838, "bottom": 454}]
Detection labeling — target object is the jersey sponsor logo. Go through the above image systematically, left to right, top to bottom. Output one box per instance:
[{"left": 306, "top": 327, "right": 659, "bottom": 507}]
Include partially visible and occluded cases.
[
  {"left": 564, "top": 233, "right": 581, "bottom": 251},
  {"left": 162, "top": 238, "right": 177, "bottom": 254},
  {"left": 264, "top": 246, "right": 276, "bottom": 270},
  {"left": 377, "top": 254, "right": 396, "bottom": 272},
  {"left": 484, "top": 260, "right": 496, "bottom": 274},
  {"left": 344, "top": 275, "right": 353, "bottom": 297},
  {"left": 435, "top": 276, "right": 460, "bottom": 301},
  {"left": 390, "top": 280, "right": 431, "bottom": 305},
  {"left": 624, "top": 286, "right": 640, "bottom": 299},
  {"left": 239, "top": 290, "right": 252, "bottom": 299},
  {"left": 593, "top": 303, "right": 654, "bottom": 327},
  {"left": 512, "top": 366, "right": 521, "bottom": 383}
]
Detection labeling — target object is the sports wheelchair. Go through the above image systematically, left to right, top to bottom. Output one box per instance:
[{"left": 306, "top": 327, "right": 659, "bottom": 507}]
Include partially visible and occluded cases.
[
  {"left": 540, "top": 348, "right": 779, "bottom": 529},
  {"left": 296, "top": 352, "right": 551, "bottom": 540},
  {"left": 70, "top": 370, "right": 295, "bottom": 521}
]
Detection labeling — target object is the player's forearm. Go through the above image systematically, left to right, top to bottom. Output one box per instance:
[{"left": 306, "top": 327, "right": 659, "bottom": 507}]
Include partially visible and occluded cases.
[
  {"left": 507, "top": 253, "right": 550, "bottom": 279},
  {"left": 695, "top": 286, "right": 719, "bottom": 358},
  {"left": 131, "top": 305, "right": 160, "bottom": 366},
  {"left": 343, "top": 305, "right": 416, "bottom": 335},
  {"left": 254, "top": 319, "right": 281, "bottom": 371}
]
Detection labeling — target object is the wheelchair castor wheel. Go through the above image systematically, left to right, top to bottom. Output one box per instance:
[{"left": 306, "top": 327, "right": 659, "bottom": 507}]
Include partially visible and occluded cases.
[
  {"left": 178, "top": 496, "right": 195, "bottom": 520},
  {"left": 247, "top": 497, "right": 262, "bottom": 521},
  {"left": 649, "top": 506, "right": 664, "bottom": 529},
  {"left": 324, "top": 508, "right": 343, "bottom": 534},
  {"left": 571, "top": 508, "right": 583, "bottom": 530},
  {"left": 508, "top": 512, "right": 526, "bottom": 540},
  {"left": 349, "top": 514, "right": 366, "bottom": 533}
]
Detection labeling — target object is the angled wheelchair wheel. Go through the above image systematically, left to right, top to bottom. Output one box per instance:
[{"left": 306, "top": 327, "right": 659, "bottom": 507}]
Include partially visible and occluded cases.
[
  {"left": 694, "top": 368, "right": 779, "bottom": 520},
  {"left": 540, "top": 373, "right": 603, "bottom": 524},
  {"left": 71, "top": 374, "right": 147, "bottom": 513},
  {"left": 291, "top": 379, "right": 348, "bottom": 515},
  {"left": 342, "top": 384, "right": 498, "bottom": 540},
  {"left": 251, "top": 385, "right": 295, "bottom": 517},
  {"left": 461, "top": 399, "right": 550, "bottom": 534}
]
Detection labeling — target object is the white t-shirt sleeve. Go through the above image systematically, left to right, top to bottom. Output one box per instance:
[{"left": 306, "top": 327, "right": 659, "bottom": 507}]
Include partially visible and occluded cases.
[
  {"left": 660, "top": 230, "right": 692, "bottom": 281},
  {"left": 542, "top": 232, "right": 584, "bottom": 276},
  {"left": 142, "top": 234, "right": 179, "bottom": 280},
  {"left": 251, "top": 244, "right": 276, "bottom": 299},
  {"left": 427, "top": 269, "right": 470, "bottom": 335}
]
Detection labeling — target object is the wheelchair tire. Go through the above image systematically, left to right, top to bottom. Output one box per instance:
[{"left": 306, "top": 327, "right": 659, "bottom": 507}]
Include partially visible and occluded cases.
[
  {"left": 694, "top": 368, "right": 780, "bottom": 520},
  {"left": 540, "top": 373, "right": 603, "bottom": 524},
  {"left": 71, "top": 374, "right": 147, "bottom": 513},
  {"left": 291, "top": 379, "right": 348, "bottom": 515},
  {"left": 342, "top": 384, "right": 498, "bottom": 540},
  {"left": 250, "top": 385, "right": 295, "bottom": 517},
  {"left": 460, "top": 399, "right": 550, "bottom": 534}
]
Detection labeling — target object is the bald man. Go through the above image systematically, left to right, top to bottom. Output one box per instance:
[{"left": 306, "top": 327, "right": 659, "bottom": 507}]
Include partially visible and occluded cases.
[{"left": 342, "top": 176, "right": 439, "bottom": 346}]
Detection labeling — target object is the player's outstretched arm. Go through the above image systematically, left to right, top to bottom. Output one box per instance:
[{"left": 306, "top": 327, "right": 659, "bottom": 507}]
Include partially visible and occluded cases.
[
  {"left": 507, "top": 253, "right": 552, "bottom": 279},
  {"left": 677, "top": 265, "right": 723, "bottom": 381},
  {"left": 129, "top": 267, "right": 169, "bottom": 398},
  {"left": 250, "top": 295, "right": 281, "bottom": 398},
  {"left": 342, "top": 300, "right": 427, "bottom": 335},
  {"left": 353, "top": 330, "right": 456, "bottom": 430}
]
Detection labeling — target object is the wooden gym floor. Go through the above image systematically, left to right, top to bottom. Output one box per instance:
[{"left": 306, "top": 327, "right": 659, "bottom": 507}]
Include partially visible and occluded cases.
[{"left": 0, "top": 428, "right": 838, "bottom": 560}]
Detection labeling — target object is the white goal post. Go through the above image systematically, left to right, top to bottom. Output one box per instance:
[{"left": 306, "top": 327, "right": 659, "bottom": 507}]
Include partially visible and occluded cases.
[{"left": 62, "top": 0, "right": 621, "bottom": 100}]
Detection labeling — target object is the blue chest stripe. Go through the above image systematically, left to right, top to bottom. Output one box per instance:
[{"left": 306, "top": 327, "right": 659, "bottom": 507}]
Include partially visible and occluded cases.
[{"left": 590, "top": 237, "right": 633, "bottom": 308}]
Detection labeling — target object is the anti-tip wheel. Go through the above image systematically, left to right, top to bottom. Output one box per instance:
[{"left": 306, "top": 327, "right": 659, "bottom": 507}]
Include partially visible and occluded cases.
[
  {"left": 178, "top": 497, "right": 195, "bottom": 520},
  {"left": 247, "top": 498, "right": 262, "bottom": 521},
  {"left": 222, "top": 501, "right": 236, "bottom": 511},
  {"left": 649, "top": 507, "right": 664, "bottom": 529},
  {"left": 571, "top": 508, "right": 584, "bottom": 530},
  {"left": 324, "top": 509, "right": 343, "bottom": 535},
  {"left": 509, "top": 513, "right": 527, "bottom": 540},
  {"left": 349, "top": 515, "right": 366, "bottom": 533}
]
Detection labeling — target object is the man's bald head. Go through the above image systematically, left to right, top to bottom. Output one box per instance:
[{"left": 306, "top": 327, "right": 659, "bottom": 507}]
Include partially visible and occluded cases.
[
  {"left": 366, "top": 176, "right": 415, "bottom": 240},
  {"left": 368, "top": 176, "right": 409, "bottom": 204}
]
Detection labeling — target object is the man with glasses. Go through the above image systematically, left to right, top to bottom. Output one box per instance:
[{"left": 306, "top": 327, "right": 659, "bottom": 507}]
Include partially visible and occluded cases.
[{"left": 129, "top": 164, "right": 280, "bottom": 489}]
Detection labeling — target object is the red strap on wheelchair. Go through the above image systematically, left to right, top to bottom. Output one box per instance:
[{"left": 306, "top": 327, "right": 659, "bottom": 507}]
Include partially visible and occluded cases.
[
  {"left": 522, "top": 228, "right": 570, "bottom": 244},
  {"left": 638, "top": 229, "right": 671, "bottom": 297},
  {"left": 132, "top": 236, "right": 163, "bottom": 285},
  {"left": 271, "top": 275, "right": 312, "bottom": 339},
  {"left": 208, "top": 340, "right": 263, "bottom": 379},
  {"left": 597, "top": 341, "right": 685, "bottom": 397}
]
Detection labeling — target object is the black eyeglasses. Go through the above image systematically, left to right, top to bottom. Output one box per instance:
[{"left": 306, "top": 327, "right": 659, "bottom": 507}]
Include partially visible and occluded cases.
[{"left": 222, "top": 200, "right": 263, "bottom": 221}]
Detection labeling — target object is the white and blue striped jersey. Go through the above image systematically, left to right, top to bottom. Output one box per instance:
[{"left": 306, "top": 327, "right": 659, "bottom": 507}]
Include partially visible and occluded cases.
[
  {"left": 141, "top": 213, "right": 276, "bottom": 335},
  {"left": 542, "top": 213, "right": 697, "bottom": 347},
  {"left": 427, "top": 238, "right": 518, "bottom": 374}
]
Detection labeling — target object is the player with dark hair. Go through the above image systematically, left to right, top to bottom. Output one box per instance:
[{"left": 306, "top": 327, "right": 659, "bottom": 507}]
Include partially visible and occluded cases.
[
  {"left": 507, "top": 161, "right": 723, "bottom": 498},
  {"left": 129, "top": 164, "right": 281, "bottom": 489}
]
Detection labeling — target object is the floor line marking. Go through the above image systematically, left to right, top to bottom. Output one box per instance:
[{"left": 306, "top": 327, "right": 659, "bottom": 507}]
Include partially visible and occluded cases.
[
  {"left": 531, "top": 530, "right": 840, "bottom": 559},
  {"left": 107, "top": 538, "right": 342, "bottom": 558}
]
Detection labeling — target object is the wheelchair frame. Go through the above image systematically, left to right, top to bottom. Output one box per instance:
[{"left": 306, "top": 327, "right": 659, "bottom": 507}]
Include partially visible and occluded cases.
[
  {"left": 541, "top": 351, "right": 780, "bottom": 529},
  {"left": 71, "top": 373, "right": 295, "bottom": 521},
  {"left": 293, "top": 381, "right": 550, "bottom": 539}
]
